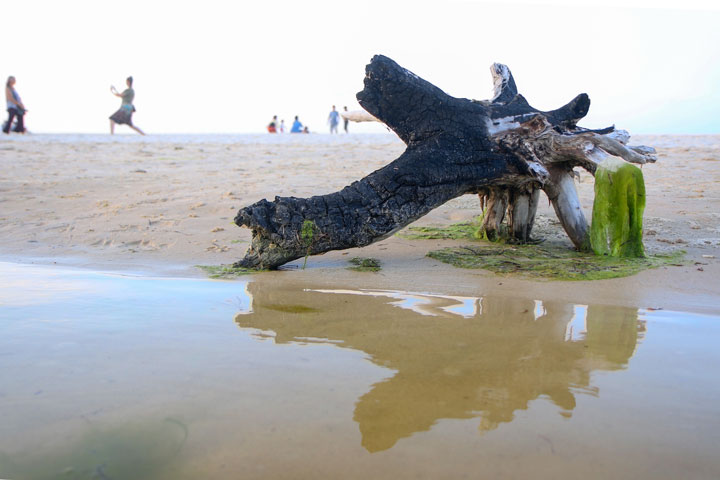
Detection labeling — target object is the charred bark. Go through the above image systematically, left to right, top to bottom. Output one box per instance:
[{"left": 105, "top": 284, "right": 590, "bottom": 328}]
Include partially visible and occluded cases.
[{"left": 235, "top": 55, "right": 655, "bottom": 269}]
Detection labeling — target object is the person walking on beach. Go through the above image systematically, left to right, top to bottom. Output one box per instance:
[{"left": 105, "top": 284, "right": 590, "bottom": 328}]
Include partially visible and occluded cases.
[
  {"left": 3, "top": 76, "right": 26, "bottom": 134},
  {"left": 109, "top": 76, "right": 145, "bottom": 135},
  {"left": 327, "top": 105, "right": 340, "bottom": 134},
  {"left": 343, "top": 106, "right": 349, "bottom": 133},
  {"left": 291, "top": 115, "right": 303, "bottom": 133},
  {"left": 280, "top": 119, "right": 285, "bottom": 133}
]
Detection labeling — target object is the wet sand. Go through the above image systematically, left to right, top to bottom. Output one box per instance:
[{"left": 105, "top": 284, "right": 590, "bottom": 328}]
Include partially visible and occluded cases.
[
  {"left": 0, "top": 133, "right": 718, "bottom": 313},
  {"left": 1, "top": 263, "right": 719, "bottom": 480}
]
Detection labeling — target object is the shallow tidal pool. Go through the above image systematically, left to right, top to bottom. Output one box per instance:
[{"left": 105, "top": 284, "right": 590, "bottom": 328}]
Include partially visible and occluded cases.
[{"left": 0, "top": 262, "right": 719, "bottom": 479}]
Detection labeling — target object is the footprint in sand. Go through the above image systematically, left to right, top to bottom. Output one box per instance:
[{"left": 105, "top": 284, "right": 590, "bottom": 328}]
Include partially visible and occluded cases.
[
  {"left": 117, "top": 224, "right": 143, "bottom": 232},
  {"left": 91, "top": 238, "right": 114, "bottom": 247},
  {"left": 122, "top": 239, "right": 167, "bottom": 251},
  {"left": 206, "top": 239, "right": 230, "bottom": 252}
]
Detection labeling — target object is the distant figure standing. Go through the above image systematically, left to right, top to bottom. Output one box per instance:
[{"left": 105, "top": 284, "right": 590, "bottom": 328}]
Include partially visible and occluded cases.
[
  {"left": 3, "top": 76, "right": 26, "bottom": 134},
  {"left": 109, "top": 76, "right": 145, "bottom": 135},
  {"left": 327, "top": 105, "right": 340, "bottom": 134},
  {"left": 343, "top": 106, "right": 349, "bottom": 133},
  {"left": 267, "top": 115, "right": 278, "bottom": 133},
  {"left": 291, "top": 115, "right": 303, "bottom": 133},
  {"left": 279, "top": 119, "right": 285, "bottom": 133}
]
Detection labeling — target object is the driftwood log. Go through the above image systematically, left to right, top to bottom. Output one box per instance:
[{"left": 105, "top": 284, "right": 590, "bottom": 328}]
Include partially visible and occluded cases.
[{"left": 235, "top": 55, "right": 656, "bottom": 269}]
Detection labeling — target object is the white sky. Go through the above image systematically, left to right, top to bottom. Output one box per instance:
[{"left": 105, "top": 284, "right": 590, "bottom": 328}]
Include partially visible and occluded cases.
[{"left": 4, "top": 0, "right": 720, "bottom": 134}]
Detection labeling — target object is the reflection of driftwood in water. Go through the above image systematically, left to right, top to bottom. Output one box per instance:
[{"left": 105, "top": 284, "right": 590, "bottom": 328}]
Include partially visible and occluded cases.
[
  {"left": 234, "top": 55, "right": 656, "bottom": 269},
  {"left": 234, "top": 281, "right": 643, "bottom": 452}
]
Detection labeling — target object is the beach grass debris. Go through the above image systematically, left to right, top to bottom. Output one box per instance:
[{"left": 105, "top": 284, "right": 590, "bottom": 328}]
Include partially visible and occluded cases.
[
  {"left": 428, "top": 244, "right": 686, "bottom": 281},
  {"left": 347, "top": 257, "right": 382, "bottom": 272},
  {"left": 196, "top": 264, "right": 259, "bottom": 279}
]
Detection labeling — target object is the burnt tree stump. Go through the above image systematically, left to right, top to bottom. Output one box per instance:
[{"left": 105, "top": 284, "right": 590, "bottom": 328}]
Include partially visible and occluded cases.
[{"left": 234, "top": 55, "right": 656, "bottom": 269}]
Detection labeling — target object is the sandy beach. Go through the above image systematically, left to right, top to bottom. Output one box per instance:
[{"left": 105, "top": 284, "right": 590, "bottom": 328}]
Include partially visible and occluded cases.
[
  {"left": 2, "top": 132, "right": 720, "bottom": 479},
  {"left": 0, "top": 133, "right": 719, "bottom": 313}
]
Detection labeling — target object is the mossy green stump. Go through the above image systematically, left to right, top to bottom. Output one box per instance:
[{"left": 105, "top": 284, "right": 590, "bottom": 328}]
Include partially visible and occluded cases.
[{"left": 590, "top": 157, "right": 646, "bottom": 258}]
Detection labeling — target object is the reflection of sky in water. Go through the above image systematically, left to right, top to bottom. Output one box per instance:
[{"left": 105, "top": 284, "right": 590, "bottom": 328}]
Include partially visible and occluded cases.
[
  {"left": 0, "top": 261, "right": 600, "bottom": 350},
  {"left": 0, "top": 262, "right": 254, "bottom": 321},
  {"left": 0, "top": 263, "right": 106, "bottom": 307},
  {"left": 232, "top": 282, "right": 254, "bottom": 315},
  {"left": 308, "top": 289, "right": 481, "bottom": 318},
  {"left": 308, "top": 290, "right": 591, "bottom": 340},
  {"left": 308, "top": 290, "right": 595, "bottom": 345},
  {"left": 441, "top": 297, "right": 479, "bottom": 318},
  {"left": 565, "top": 305, "right": 588, "bottom": 342}
]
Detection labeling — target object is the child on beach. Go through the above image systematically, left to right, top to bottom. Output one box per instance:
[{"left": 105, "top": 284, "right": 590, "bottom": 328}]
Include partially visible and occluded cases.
[{"left": 109, "top": 76, "right": 145, "bottom": 135}]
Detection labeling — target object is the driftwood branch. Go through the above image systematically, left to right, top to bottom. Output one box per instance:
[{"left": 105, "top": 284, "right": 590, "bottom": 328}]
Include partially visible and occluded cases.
[{"left": 234, "top": 55, "right": 655, "bottom": 269}]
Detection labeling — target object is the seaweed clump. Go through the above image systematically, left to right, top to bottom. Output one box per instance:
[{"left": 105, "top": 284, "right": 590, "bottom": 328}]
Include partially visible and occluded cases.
[
  {"left": 402, "top": 218, "right": 684, "bottom": 280},
  {"left": 398, "top": 219, "right": 486, "bottom": 241},
  {"left": 427, "top": 244, "right": 684, "bottom": 281},
  {"left": 347, "top": 257, "right": 382, "bottom": 272},
  {"left": 197, "top": 264, "right": 259, "bottom": 279}
]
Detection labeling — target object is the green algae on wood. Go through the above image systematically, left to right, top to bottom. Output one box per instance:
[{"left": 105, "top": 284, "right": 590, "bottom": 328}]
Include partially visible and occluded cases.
[
  {"left": 590, "top": 157, "right": 646, "bottom": 257},
  {"left": 398, "top": 218, "right": 486, "bottom": 241},
  {"left": 301, "top": 219, "right": 318, "bottom": 269},
  {"left": 428, "top": 244, "right": 684, "bottom": 281},
  {"left": 347, "top": 257, "right": 382, "bottom": 272},
  {"left": 197, "top": 264, "right": 259, "bottom": 279}
]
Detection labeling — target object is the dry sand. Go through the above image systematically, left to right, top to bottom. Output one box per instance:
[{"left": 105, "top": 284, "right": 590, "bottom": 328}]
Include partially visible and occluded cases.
[{"left": 1, "top": 133, "right": 718, "bottom": 314}]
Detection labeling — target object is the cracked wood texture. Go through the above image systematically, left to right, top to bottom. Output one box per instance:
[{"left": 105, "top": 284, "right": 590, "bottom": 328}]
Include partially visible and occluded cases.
[{"left": 234, "top": 55, "right": 655, "bottom": 269}]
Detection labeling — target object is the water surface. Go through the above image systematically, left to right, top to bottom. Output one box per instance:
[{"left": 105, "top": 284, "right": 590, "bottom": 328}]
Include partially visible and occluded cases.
[{"left": 1, "top": 262, "right": 718, "bottom": 479}]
